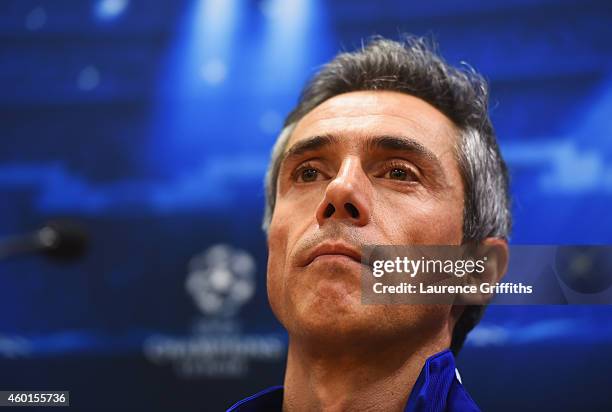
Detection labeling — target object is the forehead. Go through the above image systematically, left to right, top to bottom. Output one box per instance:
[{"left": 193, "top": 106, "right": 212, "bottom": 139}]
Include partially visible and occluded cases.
[{"left": 288, "top": 90, "right": 459, "bottom": 151}]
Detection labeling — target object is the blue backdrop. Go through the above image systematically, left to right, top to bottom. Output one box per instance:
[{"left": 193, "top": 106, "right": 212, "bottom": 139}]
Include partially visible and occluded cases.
[{"left": 1, "top": 0, "right": 611, "bottom": 410}]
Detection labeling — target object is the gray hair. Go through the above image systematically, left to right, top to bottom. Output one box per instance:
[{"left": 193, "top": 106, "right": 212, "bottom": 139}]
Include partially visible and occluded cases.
[{"left": 261, "top": 35, "right": 512, "bottom": 355}]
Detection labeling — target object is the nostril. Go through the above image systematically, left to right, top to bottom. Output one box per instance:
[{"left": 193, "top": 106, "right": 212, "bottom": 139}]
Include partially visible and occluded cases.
[
  {"left": 323, "top": 203, "right": 335, "bottom": 218},
  {"left": 345, "top": 203, "right": 359, "bottom": 219}
]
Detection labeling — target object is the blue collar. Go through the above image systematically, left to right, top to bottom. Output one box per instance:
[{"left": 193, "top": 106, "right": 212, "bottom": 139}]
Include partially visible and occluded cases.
[{"left": 227, "top": 349, "right": 480, "bottom": 411}]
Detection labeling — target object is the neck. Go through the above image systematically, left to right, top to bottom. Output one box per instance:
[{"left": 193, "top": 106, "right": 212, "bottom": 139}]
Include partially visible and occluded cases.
[{"left": 282, "top": 333, "right": 450, "bottom": 412}]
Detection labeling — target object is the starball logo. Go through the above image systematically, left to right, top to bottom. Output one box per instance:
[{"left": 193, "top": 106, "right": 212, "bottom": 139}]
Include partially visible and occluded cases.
[{"left": 144, "top": 244, "right": 285, "bottom": 379}]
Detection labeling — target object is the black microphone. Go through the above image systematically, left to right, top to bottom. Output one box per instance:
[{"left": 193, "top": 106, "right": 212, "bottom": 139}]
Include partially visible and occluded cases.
[{"left": 0, "top": 220, "right": 88, "bottom": 261}]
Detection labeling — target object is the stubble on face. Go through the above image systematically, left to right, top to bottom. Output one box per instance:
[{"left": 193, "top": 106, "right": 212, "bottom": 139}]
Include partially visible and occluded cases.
[{"left": 267, "top": 90, "right": 465, "bottom": 347}]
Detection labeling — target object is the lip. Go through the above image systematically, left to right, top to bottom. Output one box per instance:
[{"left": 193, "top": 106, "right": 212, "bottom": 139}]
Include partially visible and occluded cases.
[{"left": 302, "top": 241, "right": 363, "bottom": 267}]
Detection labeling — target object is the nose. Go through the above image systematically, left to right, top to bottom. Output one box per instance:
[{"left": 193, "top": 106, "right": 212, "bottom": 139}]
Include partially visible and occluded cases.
[{"left": 315, "top": 156, "right": 371, "bottom": 227}]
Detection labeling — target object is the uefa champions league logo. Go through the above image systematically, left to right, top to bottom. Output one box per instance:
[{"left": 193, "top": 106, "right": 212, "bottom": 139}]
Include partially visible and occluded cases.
[
  {"left": 144, "top": 244, "right": 285, "bottom": 378},
  {"left": 185, "top": 244, "right": 256, "bottom": 318}
]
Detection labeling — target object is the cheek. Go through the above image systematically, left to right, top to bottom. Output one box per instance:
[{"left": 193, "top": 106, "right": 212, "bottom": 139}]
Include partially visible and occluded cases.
[
  {"left": 284, "top": 185, "right": 326, "bottom": 217},
  {"left": 373, "top": 191, "right": 464, "bottom": 244},
  {"left": 420, "top": 200, "right": 463, "bottom": 242},
  {"left": 265, "top": 213, "right": 291, "bottom": 322}
]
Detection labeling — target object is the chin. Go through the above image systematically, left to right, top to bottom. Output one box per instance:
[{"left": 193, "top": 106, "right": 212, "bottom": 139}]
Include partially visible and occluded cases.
[
  {"left": 287, "top": 291, "right": 379, "bottom": 340},
  {"left": 292, "top": 314, "right": 377, "bottom": 344}
]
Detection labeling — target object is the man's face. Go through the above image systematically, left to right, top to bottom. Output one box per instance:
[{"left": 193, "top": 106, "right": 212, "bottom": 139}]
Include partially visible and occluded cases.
[{"left": 267, "top": 91, "right": 465, "bottom": 345}]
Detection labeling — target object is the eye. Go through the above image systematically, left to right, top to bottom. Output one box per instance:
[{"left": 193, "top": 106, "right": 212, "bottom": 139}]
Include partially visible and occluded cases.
[
  {"left": 293, "top": 163, "right": 324, "bottom": 183},
  {"left": 381, "top": 163, "right": 419, "bottom": 182},
  {"left": 299, "top": 168, "right": 319, "bottom": 182},
  {"left": 389, "top": 168, "right": 408, "bottom": 180}
]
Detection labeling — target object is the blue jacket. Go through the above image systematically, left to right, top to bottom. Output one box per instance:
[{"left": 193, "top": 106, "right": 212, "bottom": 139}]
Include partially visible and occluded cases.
[{"left": 227, "top": 349, "right": 480, "bottom": 411}]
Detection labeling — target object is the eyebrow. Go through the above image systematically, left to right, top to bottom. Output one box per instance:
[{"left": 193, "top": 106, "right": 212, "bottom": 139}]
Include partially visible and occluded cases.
[
  {"left": 281, "top": 134, "right": 444, "bottom": 173},
  {"left": 281, "top": 134, "right": 338, "bottom": 164},
  {"left": 366, "top": 135, "right": 444, "bottom": 172}
]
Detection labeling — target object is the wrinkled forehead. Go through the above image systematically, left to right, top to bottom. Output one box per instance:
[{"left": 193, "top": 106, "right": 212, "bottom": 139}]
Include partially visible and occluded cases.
[{"left": 287, "top": 90, "right": 459, "bottom": 155}]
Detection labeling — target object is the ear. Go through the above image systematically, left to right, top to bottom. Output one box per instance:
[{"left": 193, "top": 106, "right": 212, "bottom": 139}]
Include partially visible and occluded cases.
[
  {"left": 459, "top": 237, "right": 510, "bottom": 305},
  {"left": 480, "top": 237, "right": 510, "bottom": 283}
]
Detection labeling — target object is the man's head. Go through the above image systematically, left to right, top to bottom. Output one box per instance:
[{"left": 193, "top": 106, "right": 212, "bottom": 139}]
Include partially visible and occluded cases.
[{"left": 262, "top": 36, "right": 511, "bottom": 355}]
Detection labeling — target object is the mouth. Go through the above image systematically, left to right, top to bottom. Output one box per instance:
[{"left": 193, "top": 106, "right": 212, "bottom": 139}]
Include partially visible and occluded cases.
[{"left": 303, "top": 242, "right": 363, "bottom": 267}]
